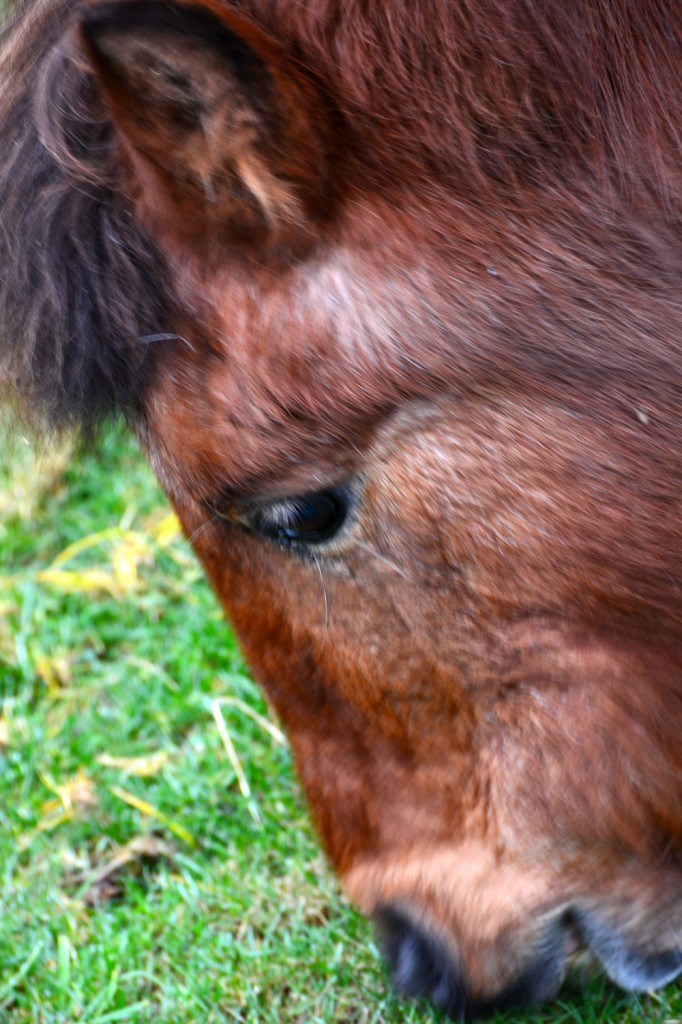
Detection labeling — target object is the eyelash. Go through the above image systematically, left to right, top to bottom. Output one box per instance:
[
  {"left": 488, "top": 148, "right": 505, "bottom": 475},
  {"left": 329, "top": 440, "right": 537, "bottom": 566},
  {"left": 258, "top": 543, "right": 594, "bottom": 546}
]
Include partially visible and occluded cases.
[{"left": 243, "top": 484, "right": 354, "bottom": 551}]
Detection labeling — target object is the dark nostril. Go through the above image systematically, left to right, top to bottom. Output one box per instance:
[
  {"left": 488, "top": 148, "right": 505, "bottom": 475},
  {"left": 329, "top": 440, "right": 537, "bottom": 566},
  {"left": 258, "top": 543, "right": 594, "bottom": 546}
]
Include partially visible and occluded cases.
[
  {"left": 374, "top": 904, "right": 468, "bottom": 1017},
  {"left": 374, "top": 904, "right": 570, "bottom": 1020}
]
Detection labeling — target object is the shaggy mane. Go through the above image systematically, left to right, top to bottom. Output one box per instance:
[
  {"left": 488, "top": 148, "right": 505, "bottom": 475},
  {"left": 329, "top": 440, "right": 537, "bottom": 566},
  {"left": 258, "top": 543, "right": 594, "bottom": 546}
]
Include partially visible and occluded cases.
[
  {"left": 0, "top": 0, "right": 174, "bottom": 435},
  {"left": 249, "top": 0, "right": 681, "bottom": 204}
]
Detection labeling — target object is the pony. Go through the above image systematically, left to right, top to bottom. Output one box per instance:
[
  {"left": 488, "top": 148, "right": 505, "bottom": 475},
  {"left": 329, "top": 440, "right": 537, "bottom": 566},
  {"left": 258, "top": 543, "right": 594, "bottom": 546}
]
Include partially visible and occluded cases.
[{"left": 1, "top": 0, "right": 681, "bottom": 1016}]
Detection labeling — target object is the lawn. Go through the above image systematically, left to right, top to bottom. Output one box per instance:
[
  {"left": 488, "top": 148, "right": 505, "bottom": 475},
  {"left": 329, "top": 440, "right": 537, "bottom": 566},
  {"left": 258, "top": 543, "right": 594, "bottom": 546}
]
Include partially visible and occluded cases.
[{"left": 0, "top": 424, "right": 679, "bottom": 1024}]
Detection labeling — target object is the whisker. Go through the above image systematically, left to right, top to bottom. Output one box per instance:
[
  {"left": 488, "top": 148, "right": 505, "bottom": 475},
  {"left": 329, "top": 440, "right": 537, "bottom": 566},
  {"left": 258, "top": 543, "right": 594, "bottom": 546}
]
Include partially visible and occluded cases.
[
  {"left": 187, "top": 514, "right": 220, "bottom": 548},
  {"left": 356, "top": 540, "right": 410, "bottom": 579},
  {"left": 313, "top": 553, "right": 331, "bottom": 638}
]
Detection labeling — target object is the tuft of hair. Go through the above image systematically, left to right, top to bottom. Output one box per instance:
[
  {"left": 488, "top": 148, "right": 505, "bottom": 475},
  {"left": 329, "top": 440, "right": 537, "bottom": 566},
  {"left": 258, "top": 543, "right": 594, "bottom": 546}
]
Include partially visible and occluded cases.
[{"left": 0, "top": 0, "right": 175, "bottom": 437}]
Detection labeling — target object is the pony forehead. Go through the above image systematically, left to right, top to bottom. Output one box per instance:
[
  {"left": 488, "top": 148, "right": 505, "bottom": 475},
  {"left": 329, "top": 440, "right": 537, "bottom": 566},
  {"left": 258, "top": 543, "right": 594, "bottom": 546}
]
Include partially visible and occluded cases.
[
  {"left": 140, "top": 172, "right": 682, "bottom": 504},
  {"left": 147, "top": 253, "right": 411, "bottom": 499}
]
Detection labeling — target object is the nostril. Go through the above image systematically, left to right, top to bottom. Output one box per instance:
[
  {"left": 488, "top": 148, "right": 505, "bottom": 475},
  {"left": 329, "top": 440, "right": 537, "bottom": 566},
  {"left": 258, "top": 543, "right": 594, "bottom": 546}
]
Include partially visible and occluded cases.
[
  {"left": 374, "top": 904, "right": 467, "bottom": 1016},
  {"left": 374, "top": 904, "right": 571, "bottom": 1020},
  {"left": 559, "top": 907, "right": 584, "bottom": 957}
]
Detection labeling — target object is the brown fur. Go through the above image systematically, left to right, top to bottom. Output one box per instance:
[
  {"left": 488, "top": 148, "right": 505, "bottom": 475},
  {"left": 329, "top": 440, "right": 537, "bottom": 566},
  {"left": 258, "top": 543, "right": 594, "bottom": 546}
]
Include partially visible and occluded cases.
[{"left": 1, "top": 0, "right": 681, "bottom": 1015}]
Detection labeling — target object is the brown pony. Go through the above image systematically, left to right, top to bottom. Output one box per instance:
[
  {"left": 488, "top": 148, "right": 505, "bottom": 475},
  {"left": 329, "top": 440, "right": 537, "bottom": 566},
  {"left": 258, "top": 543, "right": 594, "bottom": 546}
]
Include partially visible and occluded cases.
[{"left": 1, "top": 0, "right": 681, "bottom": 1016}]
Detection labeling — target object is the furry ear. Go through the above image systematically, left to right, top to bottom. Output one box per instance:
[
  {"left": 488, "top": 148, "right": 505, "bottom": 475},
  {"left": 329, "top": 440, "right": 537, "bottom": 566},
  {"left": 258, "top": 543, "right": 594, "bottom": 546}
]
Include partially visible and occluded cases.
[{"left": 79, "top": 0, "right": 335, "bottom": 251}]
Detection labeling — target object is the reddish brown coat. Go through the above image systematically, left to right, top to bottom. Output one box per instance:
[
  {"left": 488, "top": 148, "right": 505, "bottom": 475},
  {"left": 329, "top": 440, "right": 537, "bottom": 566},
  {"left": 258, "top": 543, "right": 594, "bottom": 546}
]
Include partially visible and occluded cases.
[{"left": 1, "top": 0, "right": 681, "bottom": 1015}]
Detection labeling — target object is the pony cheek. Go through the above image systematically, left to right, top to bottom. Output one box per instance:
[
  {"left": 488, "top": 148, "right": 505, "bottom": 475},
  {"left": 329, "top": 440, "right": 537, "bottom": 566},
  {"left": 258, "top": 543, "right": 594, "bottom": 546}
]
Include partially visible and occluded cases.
[
  {"left": 166, "top": 490, "right": 323, "bottom": 697},
  {"left": 165, "top": 500, "right": 381, "bottom": 872}
]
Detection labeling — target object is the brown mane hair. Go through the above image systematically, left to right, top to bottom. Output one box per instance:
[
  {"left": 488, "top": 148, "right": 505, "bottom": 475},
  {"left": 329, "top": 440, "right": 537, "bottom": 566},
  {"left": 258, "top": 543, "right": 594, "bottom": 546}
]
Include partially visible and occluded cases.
[
  {"left": 0, "top": 0, "right": 175, "bottom": 434},
  {"left": 250, "top": 0, "right": 681, "bottom": 201}
]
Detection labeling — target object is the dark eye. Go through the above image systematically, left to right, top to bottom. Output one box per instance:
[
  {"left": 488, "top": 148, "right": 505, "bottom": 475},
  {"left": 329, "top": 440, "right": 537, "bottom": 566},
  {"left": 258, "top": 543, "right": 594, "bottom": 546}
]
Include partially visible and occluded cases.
[{"left": 249, "top": 486, "right": 351, "bottom": 547}]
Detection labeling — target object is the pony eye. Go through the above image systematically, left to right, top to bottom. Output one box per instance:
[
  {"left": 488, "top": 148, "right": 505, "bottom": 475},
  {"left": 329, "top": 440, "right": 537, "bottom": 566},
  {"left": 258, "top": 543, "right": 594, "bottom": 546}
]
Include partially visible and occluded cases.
[{"left": 249, "top": 487, "right": 351, "bottom": 547}]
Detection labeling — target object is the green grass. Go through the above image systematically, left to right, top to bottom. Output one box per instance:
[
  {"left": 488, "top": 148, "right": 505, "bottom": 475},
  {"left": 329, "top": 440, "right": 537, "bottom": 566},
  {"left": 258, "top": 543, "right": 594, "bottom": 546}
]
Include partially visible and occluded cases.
[{"left": 0, "top": 425, "right": 679, "bottom": 1023}]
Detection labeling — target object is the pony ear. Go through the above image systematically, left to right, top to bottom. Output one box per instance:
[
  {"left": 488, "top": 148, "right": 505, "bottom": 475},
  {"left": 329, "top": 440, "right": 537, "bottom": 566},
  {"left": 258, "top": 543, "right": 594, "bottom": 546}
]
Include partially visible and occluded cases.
[{"left": 79, "top": 0, "right": 334, "bottom": 251}]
